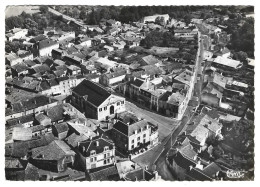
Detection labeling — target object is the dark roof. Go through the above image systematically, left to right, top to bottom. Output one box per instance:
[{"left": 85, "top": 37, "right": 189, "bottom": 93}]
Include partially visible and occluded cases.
[
  {"left": 30, "top": 35, "right": 47, "bottom": 43},
  {"left": 39, "top": 39, "right": 58, "bottom": 50},
  {"left": 23, "top": 60, "right": 36, "bottom": 67},
  {"left": 11, "top": 63, "right": 29, "bottom": 73},
  {"left": 32, "top": 64, "right": 50, "bottom": 73},
  {"left": 104, "top": 70, "right": 126, "bottom": 79},
  {"left": 130, "top": 78, "right": 144, "bottom": 87},
  {"left": 72, "top": 79, "right": 111, "bottom": 107},
  {"left": 159, "top": 91, "right": 172, "bottom": 101},
  {"left": 46, "top": 105, "right": 65, "bottom": 122},
  {"left": 6, "top": 114, "right": 34, "bottom": 127},
  {"left": 113, "top": 119, "right": 150, "bottom": 137},
  {"left": 53, "top": 122, "right": 69, "bottom": 133},
  {"left": 29, "top": 125, "right": 45, "bottom": 133},
  {"left": 5, "top": 133, "right": 55, "bottom": 158},
  {"left": 65, "top": 133, "right": 89, "bottom": 148},
  {"left": 79, "top": 137, "right": 114, "bottom": 157},
  {"left": 31, "top": 140, "right": 75, "bottom": 161},
  {"left": 171, "top": 151, "right": 197, "bottom": 170},
  {"left": 24, "top": 163, "right": 40, "bottom": 181},
  {"left": 87, "top": 165, "right": 120, "bottom": 181},
  {"left": 188, "top": 167, "right": 213, "bottom": 181},
  {"left": 124, "top": 168, "right": 145, "bottom": 181}
]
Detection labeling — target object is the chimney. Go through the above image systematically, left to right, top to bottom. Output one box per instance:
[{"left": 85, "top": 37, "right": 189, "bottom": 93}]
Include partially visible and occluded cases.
[
  {"left": 96, "top": 141, "right": 99, "bottom": 146},
  {"left": 189, "top": 165, "right": 193, "bottom": 171},
  {"left": 153, "top": 171, "right": 159, "bottom": 180}
]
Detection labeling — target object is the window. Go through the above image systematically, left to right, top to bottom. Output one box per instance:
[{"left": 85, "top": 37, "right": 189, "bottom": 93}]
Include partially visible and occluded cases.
[
  {"left": 121, "top": 101, "right": 124, "bottom": 104},
  {"left": 117, "top": 102, "right": 120, "bottom": 106},
  {"left": 104, "top": 106, "right": 107, "bottom": 110},
  {"left": 99, "top": 108, "right": 102, "bottom": 112},
  {"left": 143, "top": 134, "right": 146, "bottom": 138},
  {"left": 137, "top": 137, "right": 140, "bottom": 141},
  {"left": 132, "top": 140, "right": 134, "bottom": 144},
  {"left": 131, "top": 145, "right": 134, "bottom": 149},
  {"left": 104, "top": 146, "right": 109, "bottom": 151},
  {"left": 90, "top": 150, "right": 96, "bottom": 156},
  {"left": 107, "top": 152, "right": 110, "bottom": 157},
  {"left": 94, "top": 157, "right": 97, "bottom": 161},
  {"left": 90, "top": 158, "right": 94, "bottom": 162},
  {"left": 107, "top": 159, "right": 110, "bottom": 163},
  {"left": 104, "top": 160, "right": 107, "bottom": 165}
]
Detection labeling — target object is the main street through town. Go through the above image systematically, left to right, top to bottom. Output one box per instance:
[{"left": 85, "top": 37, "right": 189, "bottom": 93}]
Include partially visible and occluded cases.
[{"left": 127, "top": 31, "right": 205, "bottom": 180}]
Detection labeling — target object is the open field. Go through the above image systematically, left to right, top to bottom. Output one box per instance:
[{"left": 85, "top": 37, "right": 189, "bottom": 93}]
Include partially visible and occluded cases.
[{"left": 5, "top": 6, "right": 40, "bottom": 18}]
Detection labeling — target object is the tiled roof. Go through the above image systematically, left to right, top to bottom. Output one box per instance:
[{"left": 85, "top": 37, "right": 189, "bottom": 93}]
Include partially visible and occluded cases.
[
  {"left": 39, "top": 39, "right": 58, "bottom": 50},
  {"left": 11, "top": 62, "right": 29, "bottom": 73},
  {"left": 32, "top": 64, "right": 50, "bottom": 73},
  {"left": 104, "top": 70, "right": 126, "bottom": 79},
  {"left": 130, "top": 78, "right": 144, "bottom": 87},
  {"left": 72, "top": 79, "right": 111, "bottom": 107},
  {"left": 46, "top": 105, "right": 65, "bottom": 122},
  {"left": 53, "top": 122, "right": 69, "bottom": 134},
  {"left": 29, "top": 125, "right": 45, "bottom": 133},
  {"left": 65, "top": 133, "right": 89, "bottom": 148},
  {"left": 79, "top": 137, "right": 114, "bottom": 157},
  {"left": 31, "top": 140, "right": 75, "bottom": 161},
  {"left": 171, "top": 151, "right": 197, "bottom": 170},
  {"left": 88, "top": 165, "right": 120, "bottom": 181},
  {"left": 188, "top": 167, "right": 212, "bottom": 181},
  {"left": 124, "top": 168, "right": 145, "bottom": 181}
]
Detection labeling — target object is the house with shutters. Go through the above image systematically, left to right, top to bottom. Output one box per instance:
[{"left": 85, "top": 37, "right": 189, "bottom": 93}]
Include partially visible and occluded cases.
[
  {"left": 71, "top": 79, "right": 125, "bottom": 120},
  {"left": 111, "top": 115, "right": 159, "bottom": 156},
  {"left": 77, "top": 136, "right": 116, "bottom": 170}
]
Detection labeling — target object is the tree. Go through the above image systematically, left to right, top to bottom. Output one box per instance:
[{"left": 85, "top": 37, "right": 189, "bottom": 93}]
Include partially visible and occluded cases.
[
  {"left": 39, "top": 6, "right": 48, "bottom": 14},
  {"left": 79, "top": 9, "right": 87, "bottom": 20},
  {"left": 155, "top": 16, "right": 165, "bottom": 26},
  {"left": 233, "top": 51, "right": 248, "bottom": 62}
]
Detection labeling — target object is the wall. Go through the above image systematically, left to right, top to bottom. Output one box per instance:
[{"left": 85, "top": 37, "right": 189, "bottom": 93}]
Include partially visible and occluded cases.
[
  {"left": 39, "top": 44, "right": 59, "bottom": 57},
  {"left": 128, "top": 127, "right": 150, "bottom": 150},
  {"left": 85, "top": 149, "right": 115, "bottom": 170}
]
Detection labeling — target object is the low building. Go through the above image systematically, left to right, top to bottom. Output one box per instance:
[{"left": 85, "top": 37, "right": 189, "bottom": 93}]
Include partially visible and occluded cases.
[
  {"left": 142, "top": 14, "right": 170, "bottom": 24},
  {"left": 5, "top": 28, "right": 28, "bottom": 41},
  {"left": 38, "top": 39, "right": 59, "bottom": 57},
  {"left": 6, "top": 53, "right": 23, "bottom": 66},
  {"left": 213, "top": 56, "right": 243, "bottom": 69},
  {"left": 100, "top": 70, "right": 126, "bottom": 87},
  {"left": 71, "top": 79, "right": 125, "bottom": 120},
  {"left": 111, "top": 118, "right": 159, "bottom": 155},
  {"left": 52, "top": 122, "right": 69, "bottom": 140},
  {"left": 77, "top": 136, "right": 116, "bottom": 170},
  {"left": 31, "top": 140, "right": 76, "bottom": 172},
  {"left": 85, "top": 165, "right": 120, "bottom": 181}
]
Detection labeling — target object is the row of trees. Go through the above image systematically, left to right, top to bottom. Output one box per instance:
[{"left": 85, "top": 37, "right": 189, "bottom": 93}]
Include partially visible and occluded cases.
[
  {"left": 6, "top": 6, "right": 49, "bottom": 33},
  {"left": 81, "top": 6, "right": 219, "bottom": 25},
  {"left": 228, "top": 17, "right": 254, "bottom": 58}
]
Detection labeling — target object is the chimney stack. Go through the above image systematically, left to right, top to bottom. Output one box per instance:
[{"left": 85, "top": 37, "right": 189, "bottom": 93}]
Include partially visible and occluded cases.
[{"left": 96, "top": 141, "right": 99, "bottom": 146}]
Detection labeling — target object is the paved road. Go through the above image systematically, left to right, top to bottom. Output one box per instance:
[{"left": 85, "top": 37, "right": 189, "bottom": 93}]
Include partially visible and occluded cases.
[
  {"left": 154, "top": 31, "right": 205, "bottom": 180},
  {"left": 155, "top": 115, "right": 189, "bottom": 180}
]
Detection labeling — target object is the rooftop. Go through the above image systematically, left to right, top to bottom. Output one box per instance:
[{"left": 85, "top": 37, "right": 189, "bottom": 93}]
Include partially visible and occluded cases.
[{"left": 72, "top": 79, "right": 111, "bottom": 107}]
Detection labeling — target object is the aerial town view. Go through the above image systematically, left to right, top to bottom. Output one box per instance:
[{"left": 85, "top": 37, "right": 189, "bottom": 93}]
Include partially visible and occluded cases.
[{"left": 5, "top": 5, "right": 254, "bottom": 181}]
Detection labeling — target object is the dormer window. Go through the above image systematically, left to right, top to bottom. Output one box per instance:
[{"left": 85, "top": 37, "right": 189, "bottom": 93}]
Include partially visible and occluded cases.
[
  {"left": 104, "top": 146, "right": 109, "bottom": 151},
  {"left": 90, "top": 150, "right": 96, "bottom": 156}
]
